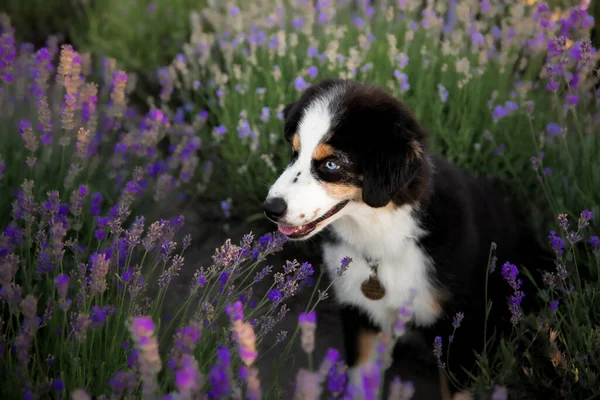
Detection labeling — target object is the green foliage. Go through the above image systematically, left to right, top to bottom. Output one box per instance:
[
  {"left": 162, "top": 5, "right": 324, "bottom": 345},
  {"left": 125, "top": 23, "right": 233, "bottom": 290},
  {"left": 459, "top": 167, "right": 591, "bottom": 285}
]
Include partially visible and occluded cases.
[{"left": 0, "top": 23, "right": 312, "bottom": 398}]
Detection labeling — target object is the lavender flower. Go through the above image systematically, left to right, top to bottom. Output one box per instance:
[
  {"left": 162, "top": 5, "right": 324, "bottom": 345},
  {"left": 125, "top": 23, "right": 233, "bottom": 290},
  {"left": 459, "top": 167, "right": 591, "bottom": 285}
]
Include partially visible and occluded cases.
[
  {"left": 0, "top": 29, "right": 16, "bottom": 83},
  {"left": 397, "top": 53, "right": 409, "bottom": 69},
  {"left": 394, "top": 70, "right": 410, "bottom": 93},
  {"left": 295, "top": 76, "right": 310, "bottom": 91},
  {"left": 437, "top": 84, "right": 448, "bottom": 103},
  {"left": 492, "top": 105, "right": 508, "bottom": 122},
  {"left": 259, "top": 107, "right": 270, "bottom": 122},
  {"left": 19, "top": 120, "right": 38, "bottom": 164},
  {"left": 546, "top": 122, "right": 562, "bottom": 137},
  {"left": 214, "top": 125, "right": 227, "bottom": 135},
  {"left": 70, "top": 185, "right": 89, "bottom": 220},
  {"left": 90, "top": 192, "right": 103, "bottom": 216},
  {"left": 579, "top": 210, "right": 593, "bottom": 228},
  {"left": 548, "top": 231, "right": 565, "bottom": 256},
  {"left": 89, "top": 252, "right": 110, "bottom": 294},
  {"left": 158, "top": 254, "right": 184, "bottom": 288},
  {"left": 337, "top": 257, "right": 352, "bottom": 276},
  {"left": 501, "top": 262, "right": 520, "bottom": 291},
  {"left": 502, "top": 262, "right": 525, "bottom": 325},
  {"left": 253, "top": 265, "right": 272, "bottom": 283},
  {"left": 54, "top": 273, "right": 69, "bottom": 298},
  {"left": 268, "top": 288, "right": 283, "bottom": 303},
  {"left": 20, "top": 295, "right": 37, "bottom": 320},
  {"left": 550, "top": 300, "right": 559, "bottom": 312},
  {"left": 226, "top": 301, "right": 258, "bottom": 366},
  {"left": 90, "top": 305, "right": 116, "bottom": 329},
  {"left": 299, "top": 311, "right": 317, "bottom": 354},
  {"left": 452, "top": 312, "right": 464, "bottom": 329},
  {"left": 72, "top": 313, "right": 90, "bottom": 342},
  {"left": 128, "top": 316, "right": 162, "bottom": 397},
  {"left": 173, "top": 323, "right": 202, "bottom": 356},
  {"left": 433, "top": 336, "right": 445, "bottom": 368},
  {"left": 208, "top": 345, "right": 232, "bottom": 397},
  {"left": 317, "top": 348, "right": 340, "bottom": 380},
  {"left": 176, "top": 354, "right": 202, "bottom": 394},
  {"left": 327, "top": 361, "right": 347, "bottom": 398},
  {"left": 361, "top": 362, "right": 382, "bottom": 400},
  {"left": 241, "top": 365, "right": 262, "bottom": 400},
  {"left": 109, "top": 370, "right": 137, "bottom": 396}
]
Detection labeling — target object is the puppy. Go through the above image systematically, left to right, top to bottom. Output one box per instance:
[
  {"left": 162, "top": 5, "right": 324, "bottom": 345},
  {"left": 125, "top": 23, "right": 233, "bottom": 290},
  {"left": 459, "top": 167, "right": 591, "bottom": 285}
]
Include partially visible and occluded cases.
[{"left": 263, "top": 78, "right": 545, "bottom": 394}]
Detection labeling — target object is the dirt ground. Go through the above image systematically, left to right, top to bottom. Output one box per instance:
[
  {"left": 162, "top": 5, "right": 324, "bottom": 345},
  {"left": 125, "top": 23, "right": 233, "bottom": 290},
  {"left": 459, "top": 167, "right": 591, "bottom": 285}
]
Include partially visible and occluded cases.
[{"left": 163, "top": 208, "right": 444, "bottom": 399}]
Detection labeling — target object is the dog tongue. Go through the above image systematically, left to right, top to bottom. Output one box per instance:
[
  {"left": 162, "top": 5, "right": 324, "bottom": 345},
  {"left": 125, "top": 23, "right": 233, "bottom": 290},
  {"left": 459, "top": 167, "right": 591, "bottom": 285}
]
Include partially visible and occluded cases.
[{"left": 278, "top": 224, "right": 299, "bottom": 236}]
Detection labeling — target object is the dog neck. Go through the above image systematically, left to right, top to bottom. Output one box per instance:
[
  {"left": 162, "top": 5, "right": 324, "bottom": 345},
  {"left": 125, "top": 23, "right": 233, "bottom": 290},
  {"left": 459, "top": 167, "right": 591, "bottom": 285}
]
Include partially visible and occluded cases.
[{"left": 329, "top": 202, "right": 426, "bottom": 262}]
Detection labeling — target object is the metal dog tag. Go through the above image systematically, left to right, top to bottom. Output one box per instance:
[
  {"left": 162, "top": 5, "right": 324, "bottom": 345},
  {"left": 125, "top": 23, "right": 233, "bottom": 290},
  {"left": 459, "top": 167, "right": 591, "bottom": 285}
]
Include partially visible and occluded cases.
[
  {"left": 361, "top": 261, "right": 385, "bottom": 300},
  {"left": 361, "top": 276, "right": 386, "bottom": 300}
]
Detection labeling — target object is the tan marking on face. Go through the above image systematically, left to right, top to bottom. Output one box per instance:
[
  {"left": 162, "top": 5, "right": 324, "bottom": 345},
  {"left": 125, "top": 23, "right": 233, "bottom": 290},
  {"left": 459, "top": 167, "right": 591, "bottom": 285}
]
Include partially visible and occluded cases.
[
  {"left": 292, "top": 133, "right": 300, "bottom": 152},
  {"left": 313, "top": 143, "right": 334, "bottom": 160},
  {"left": 321, "top": 182, "right": 362, "bottom": 201},
  {"left": 356, "top": 330, "right": 378, "bottom": 367}
]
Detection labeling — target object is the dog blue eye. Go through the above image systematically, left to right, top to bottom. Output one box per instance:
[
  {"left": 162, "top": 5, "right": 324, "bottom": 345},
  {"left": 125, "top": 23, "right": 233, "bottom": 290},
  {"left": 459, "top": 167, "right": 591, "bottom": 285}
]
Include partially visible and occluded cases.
[{"left": 325, "top": 161, "right": 339, "bottom": 170}]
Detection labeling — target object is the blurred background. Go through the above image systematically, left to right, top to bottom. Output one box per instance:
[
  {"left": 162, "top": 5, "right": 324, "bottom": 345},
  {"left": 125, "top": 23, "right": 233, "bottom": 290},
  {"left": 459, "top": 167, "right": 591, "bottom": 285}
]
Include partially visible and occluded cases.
[{"left": 1, "top": 1, "right": 600, "bottom": 399}]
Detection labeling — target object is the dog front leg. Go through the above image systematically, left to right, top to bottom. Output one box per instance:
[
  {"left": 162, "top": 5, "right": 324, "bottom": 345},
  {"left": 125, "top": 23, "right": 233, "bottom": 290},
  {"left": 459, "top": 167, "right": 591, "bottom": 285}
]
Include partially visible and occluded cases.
[{"left": 339, "top": 305, "right": 383, "bottom": 390}]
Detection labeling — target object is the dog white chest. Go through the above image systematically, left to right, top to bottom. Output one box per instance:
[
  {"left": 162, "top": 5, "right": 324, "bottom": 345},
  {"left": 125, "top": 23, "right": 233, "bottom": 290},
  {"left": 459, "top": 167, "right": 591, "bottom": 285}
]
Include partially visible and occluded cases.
[{"left": 322, "top": 205, "right": 442, "bottom": 332}]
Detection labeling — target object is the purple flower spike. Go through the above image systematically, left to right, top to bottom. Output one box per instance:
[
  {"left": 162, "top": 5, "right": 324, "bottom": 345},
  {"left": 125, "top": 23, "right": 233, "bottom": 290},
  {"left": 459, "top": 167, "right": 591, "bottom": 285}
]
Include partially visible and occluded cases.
[
  {"left": 295, "top": 76, "right": 310, "bottom": 91},
  {"left": 579, "top": 210, "right": 593, "bottom": 228},
  {"left": 548, "top": 231, "right": 565, "bottom": 255},
  {"left": 501, "top": 262, "right": 520, "bottom": 290},
  {"left": 501, "top": 262, "right": 525, "bottom": 325},
  {"left": 54, "top": 273, "right": 69, "bottom": 298},
  {"left": 226, "top": 301, "right": 244, "bottom": 322},
  {"left": 299, "top": 310, "right": 316, "bottom": 325},
  {"left": 452, "top": 311, "right": 464, "bottom": 329},
  {"left": 131, "top": 316, "right": 156, "bottom": 340},
  {"left": 433, "top": 336, "right": 445, "bottom": 368},
  {"left": 176, "top": 354, "right": 201, "bottom": 393}
]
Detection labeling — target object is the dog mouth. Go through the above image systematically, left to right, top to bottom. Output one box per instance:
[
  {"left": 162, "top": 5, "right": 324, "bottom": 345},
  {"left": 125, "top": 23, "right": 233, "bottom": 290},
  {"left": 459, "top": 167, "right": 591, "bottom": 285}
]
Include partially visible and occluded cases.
[{"left": 277, "top": 201, "right": 349, "bottom": 239}]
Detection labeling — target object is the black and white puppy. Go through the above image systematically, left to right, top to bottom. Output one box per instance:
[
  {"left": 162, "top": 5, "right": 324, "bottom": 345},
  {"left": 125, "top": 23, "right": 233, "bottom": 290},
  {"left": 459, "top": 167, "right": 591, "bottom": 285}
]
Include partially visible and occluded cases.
[{"left": 263, "top": 78, "right": 540, "bottom": 391}]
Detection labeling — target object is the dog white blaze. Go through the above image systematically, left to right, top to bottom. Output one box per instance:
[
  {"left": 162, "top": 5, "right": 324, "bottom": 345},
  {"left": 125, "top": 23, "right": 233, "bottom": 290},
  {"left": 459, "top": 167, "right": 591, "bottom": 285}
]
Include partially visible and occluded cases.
[{"left": 266, "top": 96, "right": 346, "bottom": 231}]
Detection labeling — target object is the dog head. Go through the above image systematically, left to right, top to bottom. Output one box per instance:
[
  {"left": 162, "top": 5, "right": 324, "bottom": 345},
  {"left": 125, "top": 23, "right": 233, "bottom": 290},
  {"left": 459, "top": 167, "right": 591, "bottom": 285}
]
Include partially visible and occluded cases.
[{"left": 263, "top": 79, "right": 430, "bottom": 240}]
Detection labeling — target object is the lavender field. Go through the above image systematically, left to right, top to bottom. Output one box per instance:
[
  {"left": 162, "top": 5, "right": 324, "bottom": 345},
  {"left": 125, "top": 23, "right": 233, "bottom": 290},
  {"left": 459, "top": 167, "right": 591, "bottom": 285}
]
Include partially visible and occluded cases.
[{"left": 0, "top": 1, "right": 599, "bottom": 399}]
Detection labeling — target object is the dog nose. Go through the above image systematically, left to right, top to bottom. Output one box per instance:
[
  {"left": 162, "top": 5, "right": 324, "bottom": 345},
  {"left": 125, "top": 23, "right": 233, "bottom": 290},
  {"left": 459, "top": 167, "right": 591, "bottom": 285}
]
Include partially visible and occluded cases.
[{"left": 263, "top": 197, "right": 287, "bottom": 221}]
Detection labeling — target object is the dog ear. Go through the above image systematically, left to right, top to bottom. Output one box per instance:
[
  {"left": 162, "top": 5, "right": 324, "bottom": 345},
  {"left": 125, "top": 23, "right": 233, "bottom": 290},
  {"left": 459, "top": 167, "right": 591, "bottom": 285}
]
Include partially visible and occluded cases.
[
  {"left": 282, "top": 101, "right": 297, "bottom": 120},
  {"left": 283, "top": 101, "right": 301, "bottom": 143},
  {"left": 362, "top": 129, "right": 425, "bottom": 208}
]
